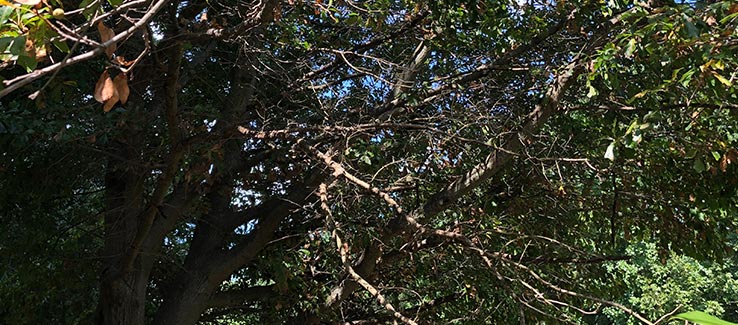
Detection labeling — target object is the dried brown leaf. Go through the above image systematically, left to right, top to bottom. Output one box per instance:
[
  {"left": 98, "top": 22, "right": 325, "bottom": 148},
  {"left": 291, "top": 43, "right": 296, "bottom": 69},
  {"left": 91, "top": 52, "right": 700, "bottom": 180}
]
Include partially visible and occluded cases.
[
  {"left": 273, "top": 2, "right": 282, "bottom": 21},
  {"left": 706, "top": 16, "right": 717, "bottom": 26},
  {"left": 97, "top": 21, "right": 116, "bottom": 58},
  {"left": 24, "top": 39, "right": 35, "bottom": 58},
  {"left": 34, "top": 44, "right": 48, "bottom": 62},
  {"left": 105, "top": 44, "right": 116, "bottom": 59},
  {"left": 114, "top": 56, "right": 133, "bottom": 67},
  {"left": 94, "top": 70, "right": 116, "bottom": 103},
  {"left": 114, "top": 73, "right": 129, "bottom": 104},
  {"left": 103, "top": 91, "right": 119, "bottom": 112},
  {"left": 727, "top": 148, "right": 738, "bottom": 164}
]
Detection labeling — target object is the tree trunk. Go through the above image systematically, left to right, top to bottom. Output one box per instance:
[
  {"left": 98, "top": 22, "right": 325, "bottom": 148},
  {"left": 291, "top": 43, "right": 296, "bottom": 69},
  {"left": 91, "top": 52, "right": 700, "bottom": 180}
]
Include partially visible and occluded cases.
[
  {"left": 96, "top": 136, "right": 151, "bottom": 325},
  {"left": 97, "top": 273, "right": 149, "bottom": 325},
  {"left": 152, "top": 273, "right": 215, "bottom": 325}
]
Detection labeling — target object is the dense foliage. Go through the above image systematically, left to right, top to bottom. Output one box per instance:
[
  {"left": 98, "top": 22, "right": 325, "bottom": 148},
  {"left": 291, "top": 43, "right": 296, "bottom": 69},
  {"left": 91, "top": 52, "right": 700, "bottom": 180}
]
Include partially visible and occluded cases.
[{"left": 1, "top": 0, "right": 738, "bottom": 324}]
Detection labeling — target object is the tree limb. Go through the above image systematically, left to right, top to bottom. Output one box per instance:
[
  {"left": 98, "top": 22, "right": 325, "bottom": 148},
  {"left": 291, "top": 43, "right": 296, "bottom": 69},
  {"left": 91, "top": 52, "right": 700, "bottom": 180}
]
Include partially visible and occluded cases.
[{"left": 0, "top": 0, "right": 171, "bottom": 98}]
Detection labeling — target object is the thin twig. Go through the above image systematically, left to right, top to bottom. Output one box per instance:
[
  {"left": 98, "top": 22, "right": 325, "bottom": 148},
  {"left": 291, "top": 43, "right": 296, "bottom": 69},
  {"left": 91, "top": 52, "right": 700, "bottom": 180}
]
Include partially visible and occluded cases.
[
  {"left": 318, "top": 183, "right": 418, "bottom": 325},
  {"left": 653, "top": 305, "right": 682, "bottom": 325}
]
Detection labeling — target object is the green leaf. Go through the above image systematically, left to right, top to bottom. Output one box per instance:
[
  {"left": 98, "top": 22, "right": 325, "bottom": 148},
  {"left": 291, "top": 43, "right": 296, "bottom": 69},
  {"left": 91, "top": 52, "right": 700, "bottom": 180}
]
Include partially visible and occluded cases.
[
  {"left": 78, "top": 0, "right": 94, "bottom": 9},
  {"left": 79, "top": 0, "right": 99, "bottom": 21},
  {"left": 107, "top": 0, "right": 124, "bottom": 6},
  {"left": 0, "top": 5, "right": 12, "bottom": 25},
  {"left": 719, "top": 12, "right": 738, "bottom": 25},
  {"left": 683, "top": 18, "right": 699, "bottom": 38},
  {"left": 9, "top": 35, "right": 26, "bottom": 57},
  {"left": 0, "top": 37, "right": 13, "bottom": 52},
  {"left": 624, "top": 38, "right": 636, "bottom": 58},
  {"left": 52, "top": 39, "right": 69, "bottom": 53},
  {"left": 17, "top": 54, "right": 36, "bottom": 72},
  {"left": 680, "top": 69, "right": 696, "bottom": 87},
  {"left": 713, "top": 73, "right": 732, "bottom": 87},
  {"left": 587, "top": 83, "right": 598, "bottom": 98},
  {"left": 625, "top": 119, "right": 638, "bottom": 135},
  {"left": 712, "top": 151, "right": 721, "bottom": 161},
  {"left": 693, "top": 158, "right": 706, "bottom": 173},
  {"left": 671, "top": 311, "right": 738, "bottom": 325}
]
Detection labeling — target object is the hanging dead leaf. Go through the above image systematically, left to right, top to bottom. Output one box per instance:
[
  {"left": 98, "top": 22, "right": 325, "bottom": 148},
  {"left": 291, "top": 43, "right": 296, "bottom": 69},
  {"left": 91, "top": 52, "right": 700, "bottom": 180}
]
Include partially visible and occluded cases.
[
  {"left": 273, "top": 2, "right": 282, "bottom": 21},
  {"left": 705, "top": 16, "right": 717, "bottom": 26},
  {"left": 97, "top": 21, "right": 116, "bottom": 58},
  {"left": 97, "top": 21, "right": 114, "bottom": 43},
  {"left": 24, "top": 39, "right": 35, "bottom": 58},
  {"left": 34, "top": 44, "right": 49, "bottom": 62},
  {"left": 114, "top": 56, "right": 133, "bottom": 67},
  {"left": 94, "top": 70, "right": 116, "bottom": 103},
  {"left": 113, "top": 73, "right": 129, "bottom": 104},
  {"left": 103, "top": 91, "right": 119, "bottom": 112},
  {"left": 727, "top": 148, "right": 738, "bottom": 164},
  {"left": 720, "top": 155, "right": 728, "bottom": 172},
  {"left": 557, "top": 185, "right": 566, "bottom": 197}
]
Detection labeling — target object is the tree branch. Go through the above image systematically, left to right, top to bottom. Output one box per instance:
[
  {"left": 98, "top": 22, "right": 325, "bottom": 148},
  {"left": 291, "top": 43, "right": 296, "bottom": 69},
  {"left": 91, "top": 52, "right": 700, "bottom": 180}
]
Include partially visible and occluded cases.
[
  {"left": 0, "top": 0, "right": 171, "bottom": 98},
  {"left": 117, "top": 37, "right": 185, "bottom": 277},
  {"left": 323, "top": 47, "right": 588, "bottom": 309},
  {"left": 318, "top": 183, "right": 418, "bottom": 325}
]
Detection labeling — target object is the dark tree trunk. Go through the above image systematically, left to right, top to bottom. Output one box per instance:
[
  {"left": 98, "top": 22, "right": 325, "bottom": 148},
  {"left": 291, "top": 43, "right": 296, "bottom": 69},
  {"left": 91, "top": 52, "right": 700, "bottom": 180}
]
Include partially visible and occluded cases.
[
  {"left": 96, "top": 135, "right": 152, "bottom": 325},
  {"left": 97, "top": 272, "right": 149, "bottom": 325},
  {"left": 152, "top": 273, "right": 215, "bottom": 324}
]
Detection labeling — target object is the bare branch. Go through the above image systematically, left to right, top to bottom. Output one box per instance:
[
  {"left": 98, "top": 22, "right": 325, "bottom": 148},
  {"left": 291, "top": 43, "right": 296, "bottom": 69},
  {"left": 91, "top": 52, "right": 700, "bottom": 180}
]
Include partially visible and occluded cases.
[
  {"left": 318, "top": 184, "right": 418, "bottom": 325},
  {"left": 507, "top": 259, "right": 655, "bottom": 325}
]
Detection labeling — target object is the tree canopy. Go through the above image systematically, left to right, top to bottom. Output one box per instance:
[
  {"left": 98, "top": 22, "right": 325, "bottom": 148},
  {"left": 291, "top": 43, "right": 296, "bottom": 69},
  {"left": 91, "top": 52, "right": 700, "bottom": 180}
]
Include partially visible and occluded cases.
[{"left": 1, "top": 0, "right": 738, "bottom": 324}]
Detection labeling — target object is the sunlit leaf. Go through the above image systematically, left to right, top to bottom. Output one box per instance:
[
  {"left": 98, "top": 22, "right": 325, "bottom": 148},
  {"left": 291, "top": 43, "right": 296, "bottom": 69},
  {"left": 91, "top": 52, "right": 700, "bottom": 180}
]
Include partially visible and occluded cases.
[
  {"left": 12, "top": 0, "right": 40, "bottom": 5},
  {"left": 0, "top": 5, "right": 13, "bottom": 25},
  {"left": 97, "top": 21, "right": 116, "bottom": 58},
  {"left": 94, "top": 70, "right": 115, "bottom": 103},
  {"left": 713, "top": 72, "right": 732, "bottom": 87},
  {"left": 113, "top": 73, "right": 129, "bottom": 104},
  {"left": 102, "top": 91, "right": 119, "bottom": 112},
  {"left": 604, "top": 142, "right": 615, "bottom": 161},
  {"left": 671, "top": 311, "right": 738, "bottom": 325}
]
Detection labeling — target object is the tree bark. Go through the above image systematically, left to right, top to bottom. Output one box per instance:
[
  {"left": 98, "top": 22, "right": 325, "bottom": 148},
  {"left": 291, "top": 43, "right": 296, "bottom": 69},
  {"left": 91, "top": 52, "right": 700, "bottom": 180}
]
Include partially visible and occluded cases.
[
  {"left": 96, "top": 134, "right": 153, "bottom": 324},
  {"left": 152, "top": 270, "right": 218, "bottom": 324}
]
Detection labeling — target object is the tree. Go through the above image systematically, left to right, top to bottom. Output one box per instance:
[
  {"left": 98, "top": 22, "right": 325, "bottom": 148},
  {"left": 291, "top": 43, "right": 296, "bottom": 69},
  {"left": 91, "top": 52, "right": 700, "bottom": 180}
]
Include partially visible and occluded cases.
[
  {"left": 1, "top": 0, "right": 737, "bottom": 324},
  {"left": 595, "top": 241, "right": 738, "bottom": 324}
]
